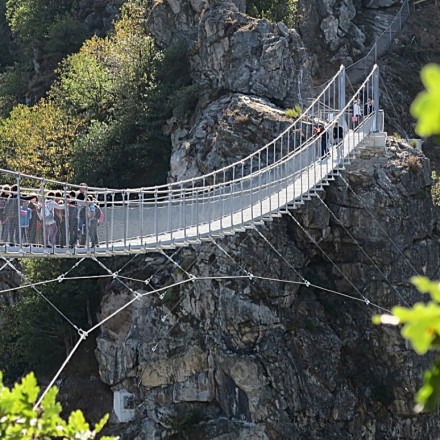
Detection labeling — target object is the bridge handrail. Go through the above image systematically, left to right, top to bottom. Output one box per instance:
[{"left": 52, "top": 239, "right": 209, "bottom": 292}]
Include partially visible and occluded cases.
[
  {"left": 346, "top": 0, "right": 411, "bottom": 81},
  {"left": 5, "top": 65, "right": 375, "bottom": 209},
  {"left": 139, "top": 65, "right": 379, "bottom": 201},
  {"left": 0, "top": 67, "right": 345, "bottom": 195}
]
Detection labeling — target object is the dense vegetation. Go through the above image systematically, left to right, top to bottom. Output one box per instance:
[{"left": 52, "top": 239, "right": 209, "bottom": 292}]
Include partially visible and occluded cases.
[
  {"left": 0, "top": 0, "right": 196, "bottom": 188},
  {"left": 0, "top": 259, "right": 105, "bottom": 382}
]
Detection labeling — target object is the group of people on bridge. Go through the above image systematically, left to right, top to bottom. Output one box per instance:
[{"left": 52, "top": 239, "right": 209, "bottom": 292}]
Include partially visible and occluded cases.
[
  {"left": 311, "top": 96, "right": 374, "bottom": 159},
  {"left": 0, "top": 183, "right": 102, "bottom": 248}
]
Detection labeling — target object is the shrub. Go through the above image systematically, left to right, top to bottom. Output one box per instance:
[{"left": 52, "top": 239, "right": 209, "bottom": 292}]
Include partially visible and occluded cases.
[
  {"left": 246, "top": 0, "right": 300, "bottom": 28},
  {"left": 285, "top": 104, "right": 302, "bottom": 119},
  {"left": 404, "top": 155, "right": 421, "bottom": 173}
]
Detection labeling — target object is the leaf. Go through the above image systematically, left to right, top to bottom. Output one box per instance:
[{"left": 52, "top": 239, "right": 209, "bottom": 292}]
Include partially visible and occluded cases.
[
  {"left": 411, "top": 64, "right": 440, "bottom": 137},
  {"left": 411, "top": 276, "right": 440, "bottom": 302},
  {"left": 392, "top": 303, "right": 440, "bottom": 354},
  {"left": 416, "top": 359, "right": 440, "bottom": 412},
  {"left": 67, "top": 409, "right": 89, "bottom": 433},
  {"left": 93, "top": 413, "right": 109, "bottom": 434}
]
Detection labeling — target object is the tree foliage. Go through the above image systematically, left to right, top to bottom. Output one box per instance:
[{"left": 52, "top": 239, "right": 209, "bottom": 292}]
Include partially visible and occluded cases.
[
  {"left": 6, "top": 0, "right": 76, "bottom": 47},
  {"left": 246, "top": 0, "right": 300, "bottom": 28},
  {"left": 411, "top": 64, "right": 440, "bottom": 138},
  {"left": 0, "top": 99, "right": 78, "bottom": 180},
  {"left": 0, "top": 259, "right": 104, "bottom": 381},
  {"left": 0, "top": 371, "right": 117, "bottom": 439}
]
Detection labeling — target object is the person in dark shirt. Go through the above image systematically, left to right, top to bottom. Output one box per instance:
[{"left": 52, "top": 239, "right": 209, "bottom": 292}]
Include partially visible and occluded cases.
[
  {"left": 364, "top": 98, "right": 373, "bottom": 116},
  {"left": 333, "top": 122, "right": 344, "bottom": 144}
]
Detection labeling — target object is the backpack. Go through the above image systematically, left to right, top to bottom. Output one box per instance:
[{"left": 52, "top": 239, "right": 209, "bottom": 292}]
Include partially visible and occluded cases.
[
  {"left": 44, "top": 202, "right": 55, "bottom": 223},
  {"left": 95, "top": 205, "right": 104, "bottom": 223}
]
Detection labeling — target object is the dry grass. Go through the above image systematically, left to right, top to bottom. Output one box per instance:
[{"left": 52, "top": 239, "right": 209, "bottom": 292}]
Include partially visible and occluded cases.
[{"left": 405, "top": 155, "right": 422, "bottom": 173}]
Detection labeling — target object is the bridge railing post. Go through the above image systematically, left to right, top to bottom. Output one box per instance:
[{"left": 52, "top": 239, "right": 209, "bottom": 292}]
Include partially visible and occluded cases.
[
  {"left": 373, "top": 65, "right": 380, "bottom": 132},
  {"left": 16, "top": 175, "right": 22, "bottom": 250}
]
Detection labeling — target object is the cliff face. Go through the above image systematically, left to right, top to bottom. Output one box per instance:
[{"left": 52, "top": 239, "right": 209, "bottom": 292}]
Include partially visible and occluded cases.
[
  {"left": 92, "top": 1, "right": 440, "bottom": 439},
  {"left": 97, "top": 138, "right": 440, "bottom": 439}
]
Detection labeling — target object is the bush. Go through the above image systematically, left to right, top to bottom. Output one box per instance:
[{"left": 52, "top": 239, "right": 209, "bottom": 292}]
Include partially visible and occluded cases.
[
  {"left": 246, "top": 0, "right": 299, "bottom": 28},
  {"left": 45, "top": 14, "right": 89, "bottom": 65},
  {"left": 285, "top": 104, "right": 302, "bottom": 119},
  {"left": 0, "top": 371, "right": 117, "bottom": 439}
]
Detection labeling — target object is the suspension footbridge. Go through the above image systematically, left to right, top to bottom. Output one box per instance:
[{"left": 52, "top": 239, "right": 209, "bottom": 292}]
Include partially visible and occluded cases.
[{"left": 0, "top": 65, "right": 384, "bottom": 258}]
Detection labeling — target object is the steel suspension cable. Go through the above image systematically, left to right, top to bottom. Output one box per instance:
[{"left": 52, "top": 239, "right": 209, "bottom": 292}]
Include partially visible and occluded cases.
[
  {"left": 339, "top": 175, "right": 420, "bottom": 277},
  {"left": 316, "top": 193, "right": 411, "bottom": 306}
]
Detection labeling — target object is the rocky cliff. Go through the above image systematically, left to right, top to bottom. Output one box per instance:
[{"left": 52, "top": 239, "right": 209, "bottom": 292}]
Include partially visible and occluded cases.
[
  {"left": 90, "top": 1, "right": 440, "bottom": 439},
  {"left": 97, "top": 136, "right": 440, "bottom": 439}
]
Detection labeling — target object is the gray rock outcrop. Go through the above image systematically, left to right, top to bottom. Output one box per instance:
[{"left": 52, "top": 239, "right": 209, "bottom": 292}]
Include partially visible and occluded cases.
[
  {"left": 148, "top": 0, "right": 313, "bottom": 107},
  {"left": 365, "top": 0, "right": 402, "bottom": 8},
  {"left": 192, "top": 5, "right": 312, "bottom": 107},
  {"left": 168, "top": 93, "right": 293, "bottom": 181},
  {"left": 96, "top": 137, "right": 440, "bottom": 439}
]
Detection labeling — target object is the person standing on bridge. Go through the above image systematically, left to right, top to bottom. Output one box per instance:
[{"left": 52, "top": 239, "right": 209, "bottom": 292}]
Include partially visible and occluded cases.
[
  {"left": 352, "top": 98, "right": 361, "bottom": 128},
  {"left": 364, "top": 98, "right": 373, "bottom": 116},
  {"left": 314, "top": 124, "right": 328, "bottom": 158},
  {"left": 77, "top": 183, "right": 88, "bottom": 247},
  {"left": 5, "top": 184, "right": 20, "bottom": 245},
  {"left": 0, "top": 185, "right": 10, "bottom": 244},
  {"left": 67, "top": 191, "right": 78, "bottom": 248},
  {"left": 43, "top": 192, "right": 66, "bottom": 247},
  {"left": 27, "top": 194, "right": 41, "bottom": 245},
  {"left": 87, "top": 196, "right": 100, "bottom": 248}
]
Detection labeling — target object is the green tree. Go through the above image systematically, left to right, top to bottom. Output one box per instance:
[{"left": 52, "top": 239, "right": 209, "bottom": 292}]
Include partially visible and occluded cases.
[
  {"left": 6, "top": 0, "right": 75, "bottom": 48},
  {"left": 53, "top": 0, "right": 178, "bottom": 188},
  {"left": 0, "top": 99, "right": 78, "bottom": 180},
  {"left": 0, "top": 259, "right": 104, "bottom": 381},
  {"left": 0, "top": 371, "right": 117, "bottom": 439}
]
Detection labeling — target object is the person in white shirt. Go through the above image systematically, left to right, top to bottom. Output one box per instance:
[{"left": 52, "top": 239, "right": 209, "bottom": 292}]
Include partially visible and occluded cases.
[{"left": 43, "top": 192, "right": 65, "bottom": 247}]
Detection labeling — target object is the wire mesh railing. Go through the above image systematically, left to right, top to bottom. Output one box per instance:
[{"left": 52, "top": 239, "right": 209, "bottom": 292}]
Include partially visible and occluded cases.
[
  {"left": 346, "top": 0, "right": 411, "bottom": 84},
  {"left": 0, "top": 66, "right": 381, "bottom": 257}
]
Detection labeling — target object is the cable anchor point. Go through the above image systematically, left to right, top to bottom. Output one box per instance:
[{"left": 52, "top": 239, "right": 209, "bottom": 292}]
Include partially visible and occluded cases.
[{"left": 77, "top": 329, "right": 88, "bottom": 340}]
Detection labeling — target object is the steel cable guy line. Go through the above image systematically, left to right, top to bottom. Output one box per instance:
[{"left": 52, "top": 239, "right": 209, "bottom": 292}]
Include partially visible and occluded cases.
[
  {"left": 339, "top": 175, "right": 421, "bottom": 277},
  {"left": 316, "top": 193, "right": 410, "bottom": 306},
  {"left": 286, "top": 211, "right": 376, "bottom": 307},
  {"left": 254, "top": 228, "right": 309, "bottom": 284},
  {"left": 214, "top": 234, "right": 390, "bottom": 312},
  {"left": 213, "top": 240, "right": 255, "bottom": 279},
  {"left": 160, "top": 250, "right": 196, "bottom": 282},
  {"left": 91, "top": 256, "right": 145, "bottom": 300},
  {"left": 2, "top": 258, "right": 83, "bottom": 332},
  {"left": 33, "top": 263, "right": 395, "bottom": 411},
  {"left": 33, "top": 273, "right": 251, "bottom": 409}
]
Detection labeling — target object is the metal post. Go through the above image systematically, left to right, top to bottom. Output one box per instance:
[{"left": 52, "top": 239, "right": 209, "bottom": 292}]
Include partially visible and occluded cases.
[
  {"left": 373, "top": 65, "right": 380, "bottom": 132},
  {"left": 338, "top": 66, "right": 346, "bottom": 114},
  {"left": 16, "top": 175, "right": 22, "bottom": 249},
  {"left": 154, "top": 188, "right": 158, "bottom": 246},
  {"left": 140, "top": 190, "right": 144, "bottom": 246}
]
